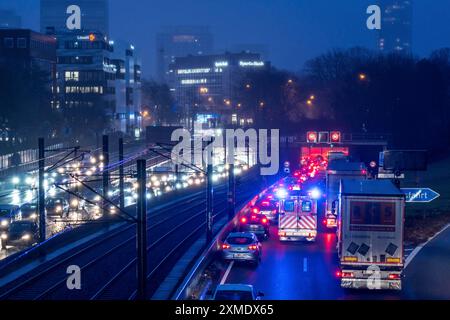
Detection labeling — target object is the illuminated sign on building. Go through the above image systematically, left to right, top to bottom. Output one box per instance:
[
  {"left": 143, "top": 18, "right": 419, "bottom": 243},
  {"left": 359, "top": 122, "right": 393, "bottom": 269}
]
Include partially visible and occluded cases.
[
  {"left": 76, "top": 34, "right": 96, "bottom": 41},
  {"left": 239, "top": 60, "right": 265, "bottom": 67},
  {"left": 215, "top": 61, "right": 229, "bottom": 68},
  {"left": 177, "top": 68, "right": 211, "bottom": 75},
  {"left": 181, "top": 79, "right": 208, "bottom": 85}
]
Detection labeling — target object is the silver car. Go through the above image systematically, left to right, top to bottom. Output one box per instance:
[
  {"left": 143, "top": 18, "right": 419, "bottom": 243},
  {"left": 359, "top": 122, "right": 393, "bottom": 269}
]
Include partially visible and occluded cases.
[{"left": 221, "top": 232, "right": 262, "bottom": 265}]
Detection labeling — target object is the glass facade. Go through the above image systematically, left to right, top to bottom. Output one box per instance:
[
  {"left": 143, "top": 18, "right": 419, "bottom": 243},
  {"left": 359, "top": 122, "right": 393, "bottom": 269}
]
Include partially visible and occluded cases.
[{"left": 378, "top": 0, "right": 412, "bottom": 54}]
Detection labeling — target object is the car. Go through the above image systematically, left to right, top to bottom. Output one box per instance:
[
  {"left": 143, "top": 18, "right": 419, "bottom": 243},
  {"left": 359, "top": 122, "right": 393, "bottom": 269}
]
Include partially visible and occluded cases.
[
  {"left": 45, "top": 198, "right": 69, "bottom": 218},
  {"left": 252, "top": 198, "right": 278, "bottom": 222},
  {"left": 20, "top": 203, "right": 38, "bottom": 221},
  {"left": 0, "top": 204, "right": 21, "bottom": 231},
  {"left": 239, "top": 212, "right": 270, "bottom": 239},
  {"left": 1, "top": 220, "right": 38, "bottom": 249},
  {"left": 221, "top": 232, "right": 262, "bottom": 265},
  {"left": 213, "top": 284, "right": 264, "bottom": 300}
]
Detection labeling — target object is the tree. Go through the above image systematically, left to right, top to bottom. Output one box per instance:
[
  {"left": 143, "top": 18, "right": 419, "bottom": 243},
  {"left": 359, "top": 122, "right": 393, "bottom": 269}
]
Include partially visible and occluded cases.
[{"left": 141, "top": 80, "right": 178, "bottom": 125}]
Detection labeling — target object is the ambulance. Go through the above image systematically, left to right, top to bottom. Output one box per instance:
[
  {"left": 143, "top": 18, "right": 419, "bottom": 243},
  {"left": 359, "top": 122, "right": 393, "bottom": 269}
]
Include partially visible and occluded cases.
[{"left": 278, "top": 190, "right": 317, "bottom": 242}]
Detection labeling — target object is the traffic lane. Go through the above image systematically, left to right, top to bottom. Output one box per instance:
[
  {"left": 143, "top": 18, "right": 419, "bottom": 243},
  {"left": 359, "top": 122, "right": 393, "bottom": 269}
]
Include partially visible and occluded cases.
[
  {"left": 402, "top": 225, "right": 450, "bottom": 300},
  {"left": 224, "top": 226, "right": 404, "bottom": 300},
  {"left": 224, "top": 226, "right": 345, "bottom": 300}
]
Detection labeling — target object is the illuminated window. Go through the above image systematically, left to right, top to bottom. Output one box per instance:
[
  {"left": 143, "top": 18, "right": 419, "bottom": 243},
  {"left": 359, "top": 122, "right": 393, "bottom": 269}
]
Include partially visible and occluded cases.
[{"left": 65, "top": 71, "right": 79, "bottom": 81}]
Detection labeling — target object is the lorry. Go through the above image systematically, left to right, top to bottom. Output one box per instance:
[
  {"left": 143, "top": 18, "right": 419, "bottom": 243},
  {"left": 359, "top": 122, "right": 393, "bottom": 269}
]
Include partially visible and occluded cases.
[
  {"left": 324, "top": 160, "right": 367, "bottom": 229},
  {"left": 336, "top": 179, "right": 405, "bottom": 290},
  {"left": 278, "top": 190, "right": 318, "bottom": 242}
]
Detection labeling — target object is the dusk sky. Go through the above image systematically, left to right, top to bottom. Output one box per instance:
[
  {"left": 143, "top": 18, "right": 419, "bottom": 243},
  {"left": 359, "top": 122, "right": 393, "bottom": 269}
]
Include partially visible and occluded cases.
[{"left": 1, "top": 0, "right": 449, "bottom": 77}]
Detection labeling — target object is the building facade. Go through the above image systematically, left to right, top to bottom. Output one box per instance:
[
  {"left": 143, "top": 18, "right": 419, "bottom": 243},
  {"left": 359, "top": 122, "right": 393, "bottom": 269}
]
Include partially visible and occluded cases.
[
  {"left": 40, "top": 0, "right": 109, "bottom": 36},
  {"left": 378, "top": 0, "right": 413, "bottom": 54},
  {"left": 0, "top": 9, "right": 22, "bottom": 29},
  {"left": 156, "top": 26, "right": 213, "bottom": 83},
  {"left": 0, "top": 29, "right": 57, "bottom": 141},
  {"left": 53, "top": 30, "right": 115, "bottom": 125},
  {"left": 111, "top": 43, "right": 142, "bottom": 136},
  {"left": 169, "top": 52, "right": 268, "bottom": 127}
]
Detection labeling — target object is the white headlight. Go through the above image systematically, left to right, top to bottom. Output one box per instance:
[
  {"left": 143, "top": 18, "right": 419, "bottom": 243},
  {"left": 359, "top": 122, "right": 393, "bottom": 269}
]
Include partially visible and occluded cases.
[
  {"left": 30, "top": 213, "right": 38, "bottom": 220},
  {"left": 1, "top": 220, "right": 8, "bottom": 227},
  {"left": 1, "top": 233, "right": 7, "bottom": 240},
  {"left": 22, "top": 234, "right": 31, "bottom": 241}
]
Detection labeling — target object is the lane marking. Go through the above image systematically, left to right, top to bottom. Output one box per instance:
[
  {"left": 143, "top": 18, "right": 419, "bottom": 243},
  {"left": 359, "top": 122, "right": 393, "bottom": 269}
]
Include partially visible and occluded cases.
[
  {"left": 405, "top": 224, "right": 450, "bottom": 269},
  {"left": 303, "top": 257, "right": 308, "bottom": 272},
  {"left": 220, "top": 261, "right": 235, "bottom": 285}
]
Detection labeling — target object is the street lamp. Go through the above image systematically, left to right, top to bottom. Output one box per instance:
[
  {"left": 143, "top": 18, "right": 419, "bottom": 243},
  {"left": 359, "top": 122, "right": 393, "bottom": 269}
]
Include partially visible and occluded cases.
[
  {"left": 358, "top": 73, "right": 367, "bottom": 81},
  {"left": 306, "top": 100, "right": 313, "bottom": 106}
]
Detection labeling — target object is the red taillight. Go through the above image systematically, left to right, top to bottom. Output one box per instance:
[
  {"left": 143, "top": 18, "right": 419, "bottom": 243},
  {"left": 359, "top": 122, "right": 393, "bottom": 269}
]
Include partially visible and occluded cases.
[
  {"left": 267, "top": 195, "right": 273, "bottom": 200},
  {"left": 261, "top": 201, "right": 270, "bottom": 206},
  {"left": 251, "top": 215, "right": 257, "bottom": 220},
  {"left": 240, "top": 217, "right": 247, "bottom": 224},
  {"left": 262, "top": 218, "right": 268, "bottom": 224},
  {"left": 322, "top": 219, "right": 327, "bottom": 225},
  {"left": 222, "top": 244, "right": 230, "bottom": 249},
  {"left": 248, "top": 245, "right": 258, "bottom": 250},
  {"left": 335, "top": 271, "right": 342, "bottom": 278},
  {"left": 342, "top": 272, "right": 354, "bottom": 278},
  {"left": 389, "top": 274, "right": 400, "bottom": 280}
]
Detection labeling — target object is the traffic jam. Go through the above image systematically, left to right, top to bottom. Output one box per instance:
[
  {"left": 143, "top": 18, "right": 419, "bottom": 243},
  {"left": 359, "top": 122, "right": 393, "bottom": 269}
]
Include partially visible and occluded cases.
[
  {"left": 210, "top": 140, "right": 406, "bottom": 300},
  {"left": 0, "top": 150, "right": 252, "bottom": 256}
]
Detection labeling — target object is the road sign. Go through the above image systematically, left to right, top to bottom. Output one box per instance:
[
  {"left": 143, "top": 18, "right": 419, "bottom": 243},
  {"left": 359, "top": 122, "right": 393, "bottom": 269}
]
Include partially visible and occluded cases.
[{"left": 401, "top": 188, "right": 440, "bottom": 203}]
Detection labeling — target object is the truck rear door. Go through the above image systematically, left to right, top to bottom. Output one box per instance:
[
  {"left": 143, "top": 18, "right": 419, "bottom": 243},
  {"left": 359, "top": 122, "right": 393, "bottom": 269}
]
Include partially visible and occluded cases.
[{"left": 341, "top": 196, "right": 403, "bottom": 267}]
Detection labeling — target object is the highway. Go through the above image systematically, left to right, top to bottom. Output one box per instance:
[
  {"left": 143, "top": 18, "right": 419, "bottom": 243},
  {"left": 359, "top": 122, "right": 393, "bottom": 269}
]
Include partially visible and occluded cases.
[
  {"left": 0, "top": 167, "right": 273, "bottom": 300},
  {"left": 219, "top": 199, "right": 450, "bottom": 300}
]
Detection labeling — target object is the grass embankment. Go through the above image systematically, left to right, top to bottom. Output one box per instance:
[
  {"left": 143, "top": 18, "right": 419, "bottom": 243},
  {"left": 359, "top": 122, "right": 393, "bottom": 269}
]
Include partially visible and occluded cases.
[{"left": 403, "top": 155, "right": 450, "bottom": 245}]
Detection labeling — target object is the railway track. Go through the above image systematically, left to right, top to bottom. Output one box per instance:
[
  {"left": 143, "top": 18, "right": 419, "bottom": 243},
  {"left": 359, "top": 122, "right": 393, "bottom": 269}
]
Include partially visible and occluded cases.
[{"left": 0, "top": 171, "right": 261, "bottom": 300}]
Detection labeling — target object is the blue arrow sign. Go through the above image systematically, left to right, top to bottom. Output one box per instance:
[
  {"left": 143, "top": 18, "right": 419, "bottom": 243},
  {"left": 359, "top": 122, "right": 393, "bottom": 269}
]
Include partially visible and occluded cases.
[{"left": 401, "top": 188, "right": 440, "bottom": 203}]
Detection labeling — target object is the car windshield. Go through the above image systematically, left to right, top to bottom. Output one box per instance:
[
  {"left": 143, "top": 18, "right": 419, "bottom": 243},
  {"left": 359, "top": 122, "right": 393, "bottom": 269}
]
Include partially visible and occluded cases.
[
  {"left": 47, "top": 199, "right": 63, "bottom": 206},
  {"left": 22, "top": 204, "right": 37, "bottom": 211},
  {"left": 0, "top": 209, "right": 11, "bottom": 216},
  {"left": 10, "top": 223, "right": 33, "bottom": 233},
  {"left": 227, "top": 237, "right": 253, "bottom": 245},
  {"left": 215, "top": 290, "right": 253, "bottom": 300}
]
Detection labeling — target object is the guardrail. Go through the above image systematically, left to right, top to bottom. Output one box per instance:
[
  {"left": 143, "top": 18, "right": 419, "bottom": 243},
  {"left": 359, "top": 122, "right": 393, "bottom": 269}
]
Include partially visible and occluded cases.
[{"left": 173, "top": 184, "right": 271, "bottom": 300}]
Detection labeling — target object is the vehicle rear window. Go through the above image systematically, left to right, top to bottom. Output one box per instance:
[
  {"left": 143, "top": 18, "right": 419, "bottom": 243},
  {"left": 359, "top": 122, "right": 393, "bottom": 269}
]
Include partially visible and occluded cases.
[
  {"left": 283, "top": 201, "right": 295, "bottom": 212},
  {"left": 301, "top": 201, "right": 312, "bottom": 212},
  {"left": 350, "top": 201, "right": 396, "bottom": 226},
  {"left": 227, "top": 237, "right": 253, "bottom": 245},
  {"left": 214, "top": 290, "right": 253, "bottom": 300}
]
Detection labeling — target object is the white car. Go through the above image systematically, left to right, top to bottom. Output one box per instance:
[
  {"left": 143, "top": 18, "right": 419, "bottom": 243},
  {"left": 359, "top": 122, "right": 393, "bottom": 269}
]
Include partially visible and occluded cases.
[{"left": 213, "top": 284, "right": 263, "bottom": 300}]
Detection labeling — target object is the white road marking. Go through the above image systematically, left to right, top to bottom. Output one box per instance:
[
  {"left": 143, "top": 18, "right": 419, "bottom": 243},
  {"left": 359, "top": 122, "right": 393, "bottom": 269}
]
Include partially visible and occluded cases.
[
  {"left": 405, "top": 224, "right": 450, "bottom": 269},
  {"left": 303, "top": 257, "right": 308, "bottom": 272},
  {"left": 220, "top": 261, "right": 235, "bottom": 285}
]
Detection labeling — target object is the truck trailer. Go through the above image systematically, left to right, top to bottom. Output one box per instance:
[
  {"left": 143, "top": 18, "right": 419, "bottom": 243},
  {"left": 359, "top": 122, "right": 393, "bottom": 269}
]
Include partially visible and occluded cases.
[
  {"left": 324, "top": 160, "right": 367, "bottom": 229},
  {"left": 337, "top": 179, "right": 405, "bottom": 290}
]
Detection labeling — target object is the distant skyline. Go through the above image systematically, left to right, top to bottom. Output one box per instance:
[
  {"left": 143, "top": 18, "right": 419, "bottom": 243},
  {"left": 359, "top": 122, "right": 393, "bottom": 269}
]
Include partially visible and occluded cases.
[{"left": 0, "top": 0, "right": 449, "bottom": 78}]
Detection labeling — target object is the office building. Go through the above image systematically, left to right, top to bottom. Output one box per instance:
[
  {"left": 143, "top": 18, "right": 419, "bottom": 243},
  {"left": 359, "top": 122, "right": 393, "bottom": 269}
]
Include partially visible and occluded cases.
[
  {"left": 40, "top": 0, "right": 109, "bottom": 36},
  {"left": 378, "top": 0, "right": 413, "bottom": 54},
  {"left": 0, "top": 9, "right": 22, "bottom": 29},
  {"left": 156, "top": 26, "right": 213, "bottom": 82},
  {"left": 0, "top": 29, "right": 57, "bottom": 141},
  {"left": 53, "top": 30, "right": 115, "bottom": 118},
  {"left": 111, "top": 42, "right": 142, "bottom": 136},
  {"left": 169, "top": 52, "right": 269, "bottom": 127}
]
